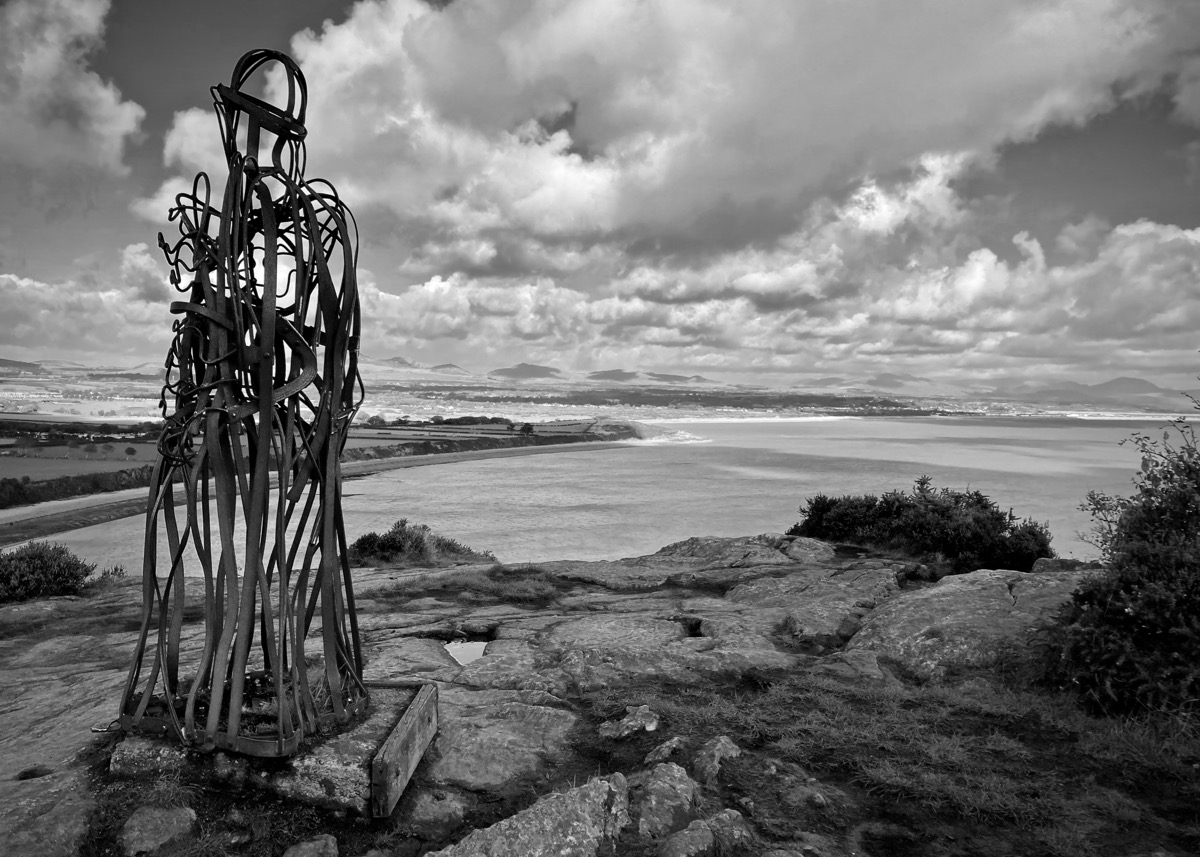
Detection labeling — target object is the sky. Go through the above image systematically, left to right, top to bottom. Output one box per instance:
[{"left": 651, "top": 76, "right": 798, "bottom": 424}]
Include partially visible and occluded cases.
[{"left": 3, "top": 0, "right": 1200, "bottom": 389}]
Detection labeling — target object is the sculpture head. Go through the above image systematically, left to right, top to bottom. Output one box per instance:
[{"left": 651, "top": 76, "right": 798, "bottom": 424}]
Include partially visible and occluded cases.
[{"left": 212, "top": 48, "right": 308, "bottom": 178}]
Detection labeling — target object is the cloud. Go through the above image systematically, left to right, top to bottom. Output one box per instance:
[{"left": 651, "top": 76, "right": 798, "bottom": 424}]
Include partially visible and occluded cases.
[
  {"left": 0, "top": 0, "right": 144, "bottom": 175},
  {"left": 137, "top": 0, "right": 1200, "bottom": 263},
  {"left": 125, "top": 1, "right": 1200, "bottom": 386},
  {"left": 356, "top": 195, "right": 1200, "bottom": 385},
  {"left": 118, "top": 243, "right": 169, "bottom": 302},
  {"left": 0, "top": 254, "right": 174, "bottom": 362}
]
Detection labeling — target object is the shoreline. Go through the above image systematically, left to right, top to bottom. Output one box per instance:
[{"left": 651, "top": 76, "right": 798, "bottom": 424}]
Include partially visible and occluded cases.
[{"left": 0, "top": 440, "right": 631, "bottom": 549}]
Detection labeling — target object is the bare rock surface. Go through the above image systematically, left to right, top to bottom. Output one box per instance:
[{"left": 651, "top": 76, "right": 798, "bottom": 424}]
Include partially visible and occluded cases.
[
  {"left": 0, "top": 533, "right": 1107, "bottom": 854},
  {"left": 846, "top": 568, "right": 1098, "bottom": 680},
  {"left": 424, "top": 686, "right": 580, "bottom": 791},
  {"left": 599, "top": 703, "right": 660, "bottom": 738},
  {"left": 693, "top": 735, "right": 741, "bottom": 785},
  {"left": 630, "top": 762, "right": 699, "bottom": 838},
  {"left": 1, "top": 769, "right": 97, "bottom": 857},
  {"left": 426, "top": 773, "right": 629, "bottom": 857},
  {"left": 401, "top": 787, "right": 472, "bottom": 840},
  {"left": 119, "top": 805, "right": 196, "bottom": 856},
  {"left": 656, "top": 809, "right": 753, "bottom": 857},
  {"left": 657, "top": 819, "right": 715, "bottom": 857},
  {"left": 281, "top": 834, "right": 339, "bottom": 857}
]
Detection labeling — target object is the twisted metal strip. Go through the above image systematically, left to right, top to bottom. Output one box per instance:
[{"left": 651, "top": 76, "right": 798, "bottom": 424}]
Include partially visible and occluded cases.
[{"left": 120, "top": 49, "right": 367, "bottom": 757}]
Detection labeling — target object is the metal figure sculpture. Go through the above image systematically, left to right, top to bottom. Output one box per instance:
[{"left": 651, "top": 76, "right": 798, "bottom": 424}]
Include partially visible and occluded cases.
[{"left": 119, "top": 49, "right": 367, "bottom": 757}]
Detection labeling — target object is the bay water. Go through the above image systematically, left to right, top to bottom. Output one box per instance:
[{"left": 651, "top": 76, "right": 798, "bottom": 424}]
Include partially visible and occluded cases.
[
  {"left": 40, "top": 414, "right": 1167, "bottom": 570},
  {"left": 339, "top": 415, "right": 1161, "bottom": 563}
]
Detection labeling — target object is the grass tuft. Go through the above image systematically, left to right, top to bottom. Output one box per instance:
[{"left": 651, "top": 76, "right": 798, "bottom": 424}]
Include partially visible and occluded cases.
[{"left": 371, "top": 562, "right": 569, "bottom": 607}]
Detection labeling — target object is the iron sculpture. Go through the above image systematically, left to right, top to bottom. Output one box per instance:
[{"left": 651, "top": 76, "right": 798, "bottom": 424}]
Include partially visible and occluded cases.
[{"left": 119, "top": 49, "right": 368, "bottom": 757}]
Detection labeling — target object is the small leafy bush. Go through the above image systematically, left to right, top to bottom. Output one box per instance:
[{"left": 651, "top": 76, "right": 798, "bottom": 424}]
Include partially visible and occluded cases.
[
  {"left": 1050, "top": 419, "right": 1200, "bottom": 715},
  {"left": 788, "top": 475, "right": 1055, "bottom": 573},
  {"left": 348, "top": 519, "right": 487, "bottom": 565},
  {"left": 0, "top": 542, "right": 96, "bottom": 603}
]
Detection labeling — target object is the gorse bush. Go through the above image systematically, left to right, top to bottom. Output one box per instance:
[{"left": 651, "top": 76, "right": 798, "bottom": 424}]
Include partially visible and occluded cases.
[
  {"left": 1050, "top": 419, "right": 1200, "bottom": 715},
  {"left": 789, "top": 476, "right": 1055, "bottom": 573},
  {"left": 348, "top": 519, "right": 486, "bottom": 565},
  {"left": 0, "top": 541, "right": 96, "bottom": 603}
]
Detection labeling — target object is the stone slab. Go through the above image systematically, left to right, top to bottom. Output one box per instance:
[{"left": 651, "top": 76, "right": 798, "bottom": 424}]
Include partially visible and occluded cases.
[{"left": 110, "top": 685, "right": 434, "bottom": 816}]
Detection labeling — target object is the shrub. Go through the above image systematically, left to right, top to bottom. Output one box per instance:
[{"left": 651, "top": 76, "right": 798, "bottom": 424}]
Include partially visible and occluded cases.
[
  {"left": 1049, "top": 419, "right": 1200, "bottom": 715},
  {"left": 788, "top": 476, "right": 1055, "bottom": 573},
  {"left": 348, "top": 519, "right": 487, "bottom": 566},
  {"left": 0, "top": 542, "right": 96, "bottom": 603}
]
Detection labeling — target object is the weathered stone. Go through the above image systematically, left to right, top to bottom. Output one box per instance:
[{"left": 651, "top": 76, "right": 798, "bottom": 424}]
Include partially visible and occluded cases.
[
  {"left": 640, "top": 535, "right": 794, "bottom": 569},
  {"left": 782, "top": 537, "right": 837, "bottom": 564},
  {"left": 728, "top": 563, "right": 901, "bottom": 647},
  {"left": 846, "top": 568, "right": 1098, "bottom": 680},
  {"left": 0, "top": 585, "right": 138, "bottom": 853},
  {"left": 545, "top": 613, "right": 797, "bottom": 692},
  {"left": 361, "top": 635, "right": 463, "bottom": 683},
  {"left": 453, "top": 639, "right": 570, "bottom": 696},
  {"left": 807, "top": 650, "right": 899, "bottom": 686},
  {"left": 425, "top": 687, "right": 579, "bottom": 791},
  {"left": 598, "top": 704, "right": 659, "bottom": 739},
  {"left": 109, "top": 736, "right": 188, "bottom": 779},
  {"left": 644, "top": 736, "right": 687, "bottom": 765},
  {"left": 693, "top": 736, "right": 741, "bottom": 785},
  {"left": 631, "top": 763, "right": 699, "bottom": 838},
  {"left": 1, "top": 768, "right": 96, "bottom": 857},
  {"left": 426, "top": 774, "right": 628, "bottom": 857},
  {"left": 404, "top": 787, "right": 470, "bottom": 840},
  {"left": 120, "top": 806, "right": 196, "bottom": 856},
  {"left": 706, "top": 809, "right": 753, "bottom": 850},
  {"left": 656, "top": 820, "right": 714, "bottom": 857},
  {"left": 282, "top": 834, "right": 338, "bottom": 857}
]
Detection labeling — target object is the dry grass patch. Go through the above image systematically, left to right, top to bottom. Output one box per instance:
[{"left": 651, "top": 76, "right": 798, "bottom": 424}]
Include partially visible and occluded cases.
[{"left": 581, "top": 670, "right": 1200, "bottom": 856}]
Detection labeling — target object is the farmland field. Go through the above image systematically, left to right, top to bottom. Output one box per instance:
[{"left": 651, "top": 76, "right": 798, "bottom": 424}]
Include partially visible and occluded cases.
[{"left": 0, "top": 443, "right": 157, "bottom": 481}]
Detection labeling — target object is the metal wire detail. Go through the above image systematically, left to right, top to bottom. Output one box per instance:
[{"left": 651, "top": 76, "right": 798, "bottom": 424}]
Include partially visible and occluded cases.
[{"left": 119, "top": 49, "right": 368, "bottom": 757}]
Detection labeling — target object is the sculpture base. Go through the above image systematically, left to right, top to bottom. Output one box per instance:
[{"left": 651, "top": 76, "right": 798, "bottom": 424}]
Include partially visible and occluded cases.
[{"left": 110, "top": 683, "right": 438, "bottom": 817}]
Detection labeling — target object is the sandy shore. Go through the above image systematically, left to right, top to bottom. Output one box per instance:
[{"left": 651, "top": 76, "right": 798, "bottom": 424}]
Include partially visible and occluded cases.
[{"left": 0, "top": 440, "right": 630, "bottom": 549}]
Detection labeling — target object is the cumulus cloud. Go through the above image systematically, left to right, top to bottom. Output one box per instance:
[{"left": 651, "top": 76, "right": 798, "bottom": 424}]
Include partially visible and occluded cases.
[
  {"left": 0, "top": 0, "right": 144, "bottom": 175},
  {"left": 126, "top": 1, "right": 1200, "bottom": 385},
  {"left": 137, "top": 1, "right": 1200, "bottom": 253},
  {"left": 358, "top": 186, "right": 1200, "bottom": 384},
  {"left": 0, "top": 247, "right": 174, "bottom": 361}
]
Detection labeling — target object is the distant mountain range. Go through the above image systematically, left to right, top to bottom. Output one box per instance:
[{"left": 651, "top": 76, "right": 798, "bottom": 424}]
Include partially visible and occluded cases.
[
  {"left": 2, "top": 351, "right": 1195, "bottom": 414},
  {"left": 0, "top": 357, "right": 45, "bottom": 374},
  {"left": 488, "top": 362, "right": 563, "bottom": 380},
  {"left": 587, "top": 369, "right": 715, "bottom": 384},
  {"left": 792, "top": 372, "right": 1195, "bottom": 412}
]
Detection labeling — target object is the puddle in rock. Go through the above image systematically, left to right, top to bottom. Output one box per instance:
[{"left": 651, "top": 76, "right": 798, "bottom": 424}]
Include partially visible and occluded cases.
[{"left": 445, "top": 640, "right": 488, "bottom": 665}]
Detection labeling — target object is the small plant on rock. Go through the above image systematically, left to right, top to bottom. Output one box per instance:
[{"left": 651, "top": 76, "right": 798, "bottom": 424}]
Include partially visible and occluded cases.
[
  {"left": 348, "top": 519, "right": 487, "bottom": 565},
  {"left": 0, "top": 541, "right": 97, "bottom": 603}
]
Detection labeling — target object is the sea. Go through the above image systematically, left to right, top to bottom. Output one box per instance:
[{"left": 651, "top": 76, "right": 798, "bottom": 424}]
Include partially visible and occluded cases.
[
  {"left": 36, "top": 413, "right": 1177, "bottom": 570},
  {"left": 338, "top": 414, "right": 1168, "bottom": 563}
]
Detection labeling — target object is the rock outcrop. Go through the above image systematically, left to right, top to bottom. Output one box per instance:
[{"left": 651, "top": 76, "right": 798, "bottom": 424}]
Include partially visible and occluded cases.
[
  {"left": 1, "top": 533, "right": 1105, "bottom": 855},
  {"left": 846, "top": 567, "right": 1099, "bottom": 680},
  {"left": 426, "top": 774, "right": 628, "bottom": 857}
]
